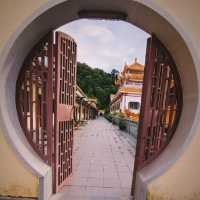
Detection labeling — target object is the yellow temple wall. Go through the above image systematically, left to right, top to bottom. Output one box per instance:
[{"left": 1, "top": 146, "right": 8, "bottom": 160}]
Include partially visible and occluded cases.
[
  {"left": 0, "top": 0, "right": 48, "bottom": 198},
  {"left": 147, "top": 129, "right": 200, "bottom": 200},
  {"left": 0, "top": 131, "right": 39, "bottom": 197}
]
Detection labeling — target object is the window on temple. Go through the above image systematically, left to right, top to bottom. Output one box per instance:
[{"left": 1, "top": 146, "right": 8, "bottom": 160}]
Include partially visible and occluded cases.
[{"left": 129, "top": 102, "right": 140, "bottom": 109}]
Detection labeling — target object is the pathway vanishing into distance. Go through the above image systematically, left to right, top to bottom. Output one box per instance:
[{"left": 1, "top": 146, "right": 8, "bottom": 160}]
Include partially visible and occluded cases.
[{"left": 51, "top": 117, "right": 137, "bottom": 200}]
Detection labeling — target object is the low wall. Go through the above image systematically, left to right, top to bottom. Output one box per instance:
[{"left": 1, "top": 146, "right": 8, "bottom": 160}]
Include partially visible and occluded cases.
[{"left": 111, "top": 117, "right": 138, "bottom": 139}]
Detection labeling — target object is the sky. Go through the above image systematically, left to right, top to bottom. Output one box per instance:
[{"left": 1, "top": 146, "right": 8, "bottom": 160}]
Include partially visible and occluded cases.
[{"left": 57, "top": 19, "right": 149, "bottom": 73}]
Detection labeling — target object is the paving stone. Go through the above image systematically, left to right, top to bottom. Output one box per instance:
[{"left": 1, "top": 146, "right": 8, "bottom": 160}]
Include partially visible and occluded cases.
[{"left": 50, "top": 117, "right": 136, "bottom": 200}]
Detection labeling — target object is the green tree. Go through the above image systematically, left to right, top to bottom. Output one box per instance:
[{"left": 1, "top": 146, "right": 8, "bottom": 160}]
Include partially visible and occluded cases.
[
  {"left": 77, "top": 62, "right": 118, "bottom": 110},
  {"left": 111, "top": 68, "right": 119, "bottom": 82}
]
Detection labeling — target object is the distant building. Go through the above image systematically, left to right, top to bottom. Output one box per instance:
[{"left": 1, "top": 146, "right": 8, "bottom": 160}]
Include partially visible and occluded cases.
[
  {"left": 110, "top": 58, "right": 144, "bottom": 122},
  {"left": 75, "top": 85, "right": 98, "bottom": 126}
]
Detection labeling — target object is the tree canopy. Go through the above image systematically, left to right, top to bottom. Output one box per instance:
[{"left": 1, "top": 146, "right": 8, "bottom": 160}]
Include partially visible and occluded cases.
[{"left": 77, "top": 62, "right": 118, "bottom": 110}]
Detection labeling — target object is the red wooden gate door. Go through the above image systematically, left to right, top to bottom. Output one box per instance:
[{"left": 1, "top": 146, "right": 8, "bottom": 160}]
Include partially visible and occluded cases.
[
  {"left": 16, "top": 31, "right": 77, "bottom": 193},
  {"left": 54, "top": 32, "right": 77, "bottom": 192},
  {"left": 131, "top": 35, "right": 182, "bottom": 196}
]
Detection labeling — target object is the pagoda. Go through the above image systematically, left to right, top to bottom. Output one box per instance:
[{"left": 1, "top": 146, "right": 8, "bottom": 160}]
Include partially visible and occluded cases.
[{"left": 110, "top": 58, "right": 144, "bottom": 122}]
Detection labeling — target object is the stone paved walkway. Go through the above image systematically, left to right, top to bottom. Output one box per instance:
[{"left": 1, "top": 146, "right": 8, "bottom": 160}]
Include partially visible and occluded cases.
[{"left": 51, "top": 117, "right": 136, "bottom": 200}]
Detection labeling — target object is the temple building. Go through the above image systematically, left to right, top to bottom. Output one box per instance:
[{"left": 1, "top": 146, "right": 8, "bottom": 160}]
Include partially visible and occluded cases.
[{"left": 110, "top": 58, "right": 144, "bottom": 122}]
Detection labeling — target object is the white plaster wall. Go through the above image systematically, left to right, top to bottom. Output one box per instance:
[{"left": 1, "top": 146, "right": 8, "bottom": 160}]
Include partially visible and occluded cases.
[{"left": 121, "top": 95, "right": 141, "bottom": 113}]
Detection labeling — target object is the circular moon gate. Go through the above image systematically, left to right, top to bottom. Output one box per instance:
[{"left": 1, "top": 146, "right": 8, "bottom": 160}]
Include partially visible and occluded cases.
[{"left": 0, "top": 1, "right": 197, "bottom": 199}]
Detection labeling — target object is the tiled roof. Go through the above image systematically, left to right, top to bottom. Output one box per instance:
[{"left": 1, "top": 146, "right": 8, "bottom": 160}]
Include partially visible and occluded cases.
[
  {"left": 123, "top": 58, "right": 144, "bottom": 73},
  {"left": 125, "top": 63, "right": 144, "bottom": 72},
  {"left": 125, "top": 73, "right": 144, "bottom": 80},
  {"left": 76, "top": 85, "right": 88, "bottom": 98},
  {"left": 110, "top": 87, "right": 142, "bottom": 105}
]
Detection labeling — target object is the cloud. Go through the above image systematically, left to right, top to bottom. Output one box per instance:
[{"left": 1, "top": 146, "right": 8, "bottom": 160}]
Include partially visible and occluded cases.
[
  {"left": 56, "top": 19, "right": 149, "bottom": 73},
  {"left": 79, "top": 25, "right": 115, "bottom": 43}
]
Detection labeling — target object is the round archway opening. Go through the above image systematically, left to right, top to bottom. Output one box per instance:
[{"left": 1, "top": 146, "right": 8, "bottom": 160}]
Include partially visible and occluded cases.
[{"left": 0, "top": 1, "right": 198, "bottom": 200}]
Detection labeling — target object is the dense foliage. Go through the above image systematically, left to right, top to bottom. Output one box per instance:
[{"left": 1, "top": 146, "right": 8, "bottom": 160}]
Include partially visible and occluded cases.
[{"left": 77, "top": 62, "right": 118, "bottom": 110}]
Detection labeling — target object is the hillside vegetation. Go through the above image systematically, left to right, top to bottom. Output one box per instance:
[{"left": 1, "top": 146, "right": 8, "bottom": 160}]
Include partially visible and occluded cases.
[{"left": 77, "top": 62, "right": 118, "bottom": 110}]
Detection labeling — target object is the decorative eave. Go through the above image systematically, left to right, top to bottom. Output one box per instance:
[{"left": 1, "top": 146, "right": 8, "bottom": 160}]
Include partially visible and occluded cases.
[
  {"left": 115, "top": 58, "right": 144, "bottom": 87},
  {"left": 122, "top": 58, "right": 144, "bottom": 74},
  {"left": 125, "top": 73, "right": 144, "bottom": 80},
  {"left": 76, "top": 85, "right": 88, "bottom": 98},
  {"left": 76, "top": 85, "right": 98, "bottom": 110},
  {"left": 110, "top": 86, "right": 142, "bottom": 105},
  {"left": 120, "top": 87, "right": 142, "bottom": 94}
]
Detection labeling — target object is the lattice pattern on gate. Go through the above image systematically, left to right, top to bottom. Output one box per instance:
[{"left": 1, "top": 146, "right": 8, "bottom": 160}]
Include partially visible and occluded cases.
[
  {"left": 16, "top": 31, "right": 77, "bottom": 193},
  {"left": 54, "top": 31, "right": 77, "bottom": 192},
  {"left": 16, "top": 33, "right": 53, "bottom": 165},
  {"left": 132, "top": 35, "right": 182, "bottom": 196},
  {"left": 135, "top": 35, "right": 183, "bottom": 170}
]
